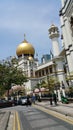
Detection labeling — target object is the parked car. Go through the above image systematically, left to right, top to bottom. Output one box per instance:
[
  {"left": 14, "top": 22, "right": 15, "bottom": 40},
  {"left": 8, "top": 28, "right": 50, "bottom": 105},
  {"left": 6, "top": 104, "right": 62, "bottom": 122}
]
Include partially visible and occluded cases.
[
  {"left": 18, "top": 96, "right": 27, "bottom": 105},
  {"left": 18, "top": 96, "right": 32, "bottom": 106},
  {"left": 0, "top": 99, "right": 13, "bottom": 108},
  {"left": 8, "top": 99, "right": 18, "bottom": 106}
]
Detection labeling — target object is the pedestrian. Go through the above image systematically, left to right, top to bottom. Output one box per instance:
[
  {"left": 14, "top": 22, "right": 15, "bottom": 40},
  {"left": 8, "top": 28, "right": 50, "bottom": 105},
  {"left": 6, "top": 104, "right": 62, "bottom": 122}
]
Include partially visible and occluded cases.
[
  {"left": 49, "top": 93, "right": 53, "bottom": 105},
  {"left": 53, "top": 93, "right": 57, "bottom": 105},
  {"left": 26, "top": 95, "right": 30, "bottom": 106},
  {"left": 32, "top": 95, "right": 35, "bottom": 104}
]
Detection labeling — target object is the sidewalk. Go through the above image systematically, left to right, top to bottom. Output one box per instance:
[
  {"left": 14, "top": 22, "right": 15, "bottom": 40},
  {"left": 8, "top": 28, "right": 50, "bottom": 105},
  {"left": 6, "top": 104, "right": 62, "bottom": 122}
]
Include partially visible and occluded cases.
[{"left": 35, "top": 101, "right": 73, "bottom": 118}]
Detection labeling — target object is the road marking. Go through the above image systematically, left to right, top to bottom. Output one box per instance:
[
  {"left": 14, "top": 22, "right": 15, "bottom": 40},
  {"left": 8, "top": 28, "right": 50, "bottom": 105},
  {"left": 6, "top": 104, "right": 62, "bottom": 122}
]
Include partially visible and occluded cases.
[
  {"left": 34, "top": 105, "right": 73, "bottom": 124},
  {"left": 13, "top": 111, "right": 21, "bottom": 130},
  {"left": 16, "top": 111, "right": 21, "bottom": 130},
  {"left": 13, "top": 112, "right": 16, "bottom": 130}
]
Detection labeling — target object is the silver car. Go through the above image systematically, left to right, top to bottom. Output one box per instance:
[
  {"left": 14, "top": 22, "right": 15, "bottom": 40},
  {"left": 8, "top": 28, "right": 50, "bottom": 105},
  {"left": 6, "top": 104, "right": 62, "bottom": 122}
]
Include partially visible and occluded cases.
[{"left": 20, "top": 97, "right": 27, "bottom": 105}]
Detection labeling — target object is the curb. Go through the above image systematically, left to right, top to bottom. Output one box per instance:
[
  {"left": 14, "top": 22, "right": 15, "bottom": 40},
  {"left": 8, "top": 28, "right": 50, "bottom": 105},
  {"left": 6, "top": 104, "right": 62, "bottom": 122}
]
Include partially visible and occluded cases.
[
  {"left": 35, "top": 103, "right": 73, "bottom": 118},
  {"left": 45, "top": 106, "right": 73, "bottom": 117}
]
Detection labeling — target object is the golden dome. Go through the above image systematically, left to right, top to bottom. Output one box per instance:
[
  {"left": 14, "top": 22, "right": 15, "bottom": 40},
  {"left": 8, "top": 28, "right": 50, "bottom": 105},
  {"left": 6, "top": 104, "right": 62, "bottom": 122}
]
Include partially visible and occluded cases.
[{"left": 16, "top": 39, "right": 35, "bottom": 57}]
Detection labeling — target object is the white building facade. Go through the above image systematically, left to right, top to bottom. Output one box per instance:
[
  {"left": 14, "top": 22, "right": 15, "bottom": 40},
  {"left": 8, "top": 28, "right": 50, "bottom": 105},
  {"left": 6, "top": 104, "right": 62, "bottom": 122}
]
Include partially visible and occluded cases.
[{"left": 60, "top": 0, "right": 73, "bottom": 75}]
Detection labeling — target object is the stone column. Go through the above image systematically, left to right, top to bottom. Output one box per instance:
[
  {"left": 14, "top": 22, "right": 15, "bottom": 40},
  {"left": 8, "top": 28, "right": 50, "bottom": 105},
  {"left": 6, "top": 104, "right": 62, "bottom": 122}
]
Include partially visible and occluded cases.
[
  {"left": 64, "top": 17, "right": 73, "bottom": 62},
  {"left": 55, "top": 57, "right": 68, "bottom": 88},
  {"left": 28, "top": 60, "right": 31, "bottom": 77},
  {"left": 57, "top": 89, "right": 61, "bottom": 101},
  {"left": 62, "top": 89, "right": 65, "bottom": 97}
]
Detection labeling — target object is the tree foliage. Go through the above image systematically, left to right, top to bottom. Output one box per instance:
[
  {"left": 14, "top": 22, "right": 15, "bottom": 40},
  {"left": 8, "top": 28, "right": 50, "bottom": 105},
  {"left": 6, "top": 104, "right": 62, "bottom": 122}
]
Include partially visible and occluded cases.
[
  {"left": 0, "top": 57, "right": 27, "bottom": 97},
  {"left": 48, "top": 77, "right": 61, "bottom": 93}
]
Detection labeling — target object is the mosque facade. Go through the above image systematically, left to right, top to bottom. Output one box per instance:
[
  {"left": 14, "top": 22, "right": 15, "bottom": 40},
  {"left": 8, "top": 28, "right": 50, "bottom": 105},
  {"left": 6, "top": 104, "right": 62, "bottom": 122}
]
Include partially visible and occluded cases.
[
  {"left": 14, "top": 0, "right": 73, "bottom": 101},
  {"left": 60, "top": 0, "right": 73, "bottom": 75},
  {"left": 16, "top": 24, "right": 67, "bottom": 101}
]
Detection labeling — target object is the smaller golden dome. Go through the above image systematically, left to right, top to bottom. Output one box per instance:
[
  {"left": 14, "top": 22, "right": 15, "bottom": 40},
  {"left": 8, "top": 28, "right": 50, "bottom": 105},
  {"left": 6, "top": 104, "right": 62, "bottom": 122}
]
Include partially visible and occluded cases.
[
  {"left": 16, "top": 39, "right": 35, "bottom": 57},
  {"left": 28, "top": 56, "right": 34, "bottom": 61}
]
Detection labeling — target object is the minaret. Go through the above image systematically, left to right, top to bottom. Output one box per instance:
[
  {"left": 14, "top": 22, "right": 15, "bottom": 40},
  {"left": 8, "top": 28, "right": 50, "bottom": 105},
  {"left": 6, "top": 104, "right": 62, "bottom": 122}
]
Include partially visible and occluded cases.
[
  {"left": 48, "top": 24, "right": 60, "bottom": 57},
  {"left": 48, "top": 24, "right": 68, "bottom": 98}
]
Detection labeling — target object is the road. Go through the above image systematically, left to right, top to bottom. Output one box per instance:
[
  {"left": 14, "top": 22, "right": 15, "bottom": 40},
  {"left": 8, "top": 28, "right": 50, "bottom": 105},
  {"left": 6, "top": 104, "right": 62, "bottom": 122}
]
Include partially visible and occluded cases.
[{"left": 4, "top": 105, "right": 73, "bottom": 130}]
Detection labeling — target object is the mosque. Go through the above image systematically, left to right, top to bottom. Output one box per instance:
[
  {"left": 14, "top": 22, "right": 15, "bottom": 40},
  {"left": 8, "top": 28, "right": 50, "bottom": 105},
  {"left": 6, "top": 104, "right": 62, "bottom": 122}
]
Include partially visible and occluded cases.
[{"left": 12, "top": 0, "right": 73, "bottom": 101}]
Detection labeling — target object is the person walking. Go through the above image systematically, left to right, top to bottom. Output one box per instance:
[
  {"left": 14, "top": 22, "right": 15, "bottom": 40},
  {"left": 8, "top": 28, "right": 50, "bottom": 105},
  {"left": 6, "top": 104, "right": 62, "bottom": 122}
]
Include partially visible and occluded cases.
[
  {"left": 49, "top": 93, "right": 53, "bottom": 105},
  {"left": 53, "top": 93, "right": 57, "bottom": 105},
  {"left": 32, "top": 95, "right": 35, "bottom": 104}
]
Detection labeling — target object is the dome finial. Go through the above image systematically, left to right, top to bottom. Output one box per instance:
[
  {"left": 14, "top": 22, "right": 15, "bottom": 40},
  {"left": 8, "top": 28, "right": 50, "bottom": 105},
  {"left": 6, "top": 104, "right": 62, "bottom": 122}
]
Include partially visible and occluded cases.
[{"left": 24, "top": 34, "right": 26, "bottom": 40}]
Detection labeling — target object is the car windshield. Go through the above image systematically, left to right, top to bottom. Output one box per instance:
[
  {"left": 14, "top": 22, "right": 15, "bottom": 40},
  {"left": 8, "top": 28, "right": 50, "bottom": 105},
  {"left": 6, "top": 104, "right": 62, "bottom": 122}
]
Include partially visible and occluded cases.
[
  {"left": 21, "top": 97, "right": 27, "bottom": 99},
  {"left": 0, "top": 99, "right": 7, "bottom": 103}
]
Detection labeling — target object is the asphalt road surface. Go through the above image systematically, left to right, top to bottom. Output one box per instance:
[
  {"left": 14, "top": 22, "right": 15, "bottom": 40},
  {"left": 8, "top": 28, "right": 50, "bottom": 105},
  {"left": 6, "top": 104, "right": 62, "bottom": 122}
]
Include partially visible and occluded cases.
[
  {"left": 2, "top": 105, "right": 73, "bottom": 130},
  {"left": 17, "top": 105, "right": 73, "bottom": 130}
]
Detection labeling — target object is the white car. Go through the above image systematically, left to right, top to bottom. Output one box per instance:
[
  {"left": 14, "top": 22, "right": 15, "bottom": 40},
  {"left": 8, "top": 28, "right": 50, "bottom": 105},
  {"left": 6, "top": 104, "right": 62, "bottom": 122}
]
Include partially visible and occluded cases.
[{"left": 20, "top": 97, "right": 27, "bottom": 105}]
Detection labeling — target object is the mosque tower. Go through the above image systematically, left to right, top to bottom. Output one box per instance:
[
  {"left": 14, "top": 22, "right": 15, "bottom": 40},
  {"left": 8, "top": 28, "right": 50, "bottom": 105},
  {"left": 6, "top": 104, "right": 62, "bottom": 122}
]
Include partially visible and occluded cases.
[
  {"left": 48, "top": 24, "right": 60, "bottom": 57},
  {"left": 48, "top": 24, "right": 68, "bottom": 91}
]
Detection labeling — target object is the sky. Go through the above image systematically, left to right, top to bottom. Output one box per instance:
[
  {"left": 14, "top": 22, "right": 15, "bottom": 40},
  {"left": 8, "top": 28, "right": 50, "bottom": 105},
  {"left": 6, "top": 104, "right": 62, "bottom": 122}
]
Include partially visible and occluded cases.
[{"left": 0, "top": 0, "right": 61, "bottom": 62}]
